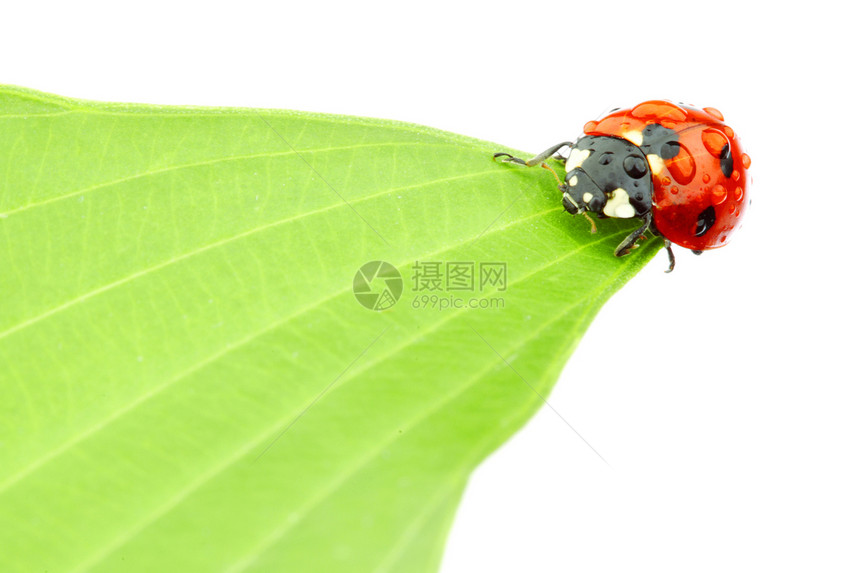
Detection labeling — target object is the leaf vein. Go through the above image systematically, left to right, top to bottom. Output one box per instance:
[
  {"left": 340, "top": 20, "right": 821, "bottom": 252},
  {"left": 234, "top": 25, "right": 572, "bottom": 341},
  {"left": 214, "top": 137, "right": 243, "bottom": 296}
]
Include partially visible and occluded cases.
[
  {"left": 0, "top": 141, "right": 460, "bottom": 217},
  {"left": 0, "top": 168, "right": 506, "bottom": 342}
]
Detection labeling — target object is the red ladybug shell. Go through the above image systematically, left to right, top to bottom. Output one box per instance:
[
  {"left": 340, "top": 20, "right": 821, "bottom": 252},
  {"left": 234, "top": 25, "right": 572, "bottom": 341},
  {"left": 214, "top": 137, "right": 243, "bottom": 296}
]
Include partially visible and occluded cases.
[{"left": 583, "top": 100, "right": 750, "bottom": 250}]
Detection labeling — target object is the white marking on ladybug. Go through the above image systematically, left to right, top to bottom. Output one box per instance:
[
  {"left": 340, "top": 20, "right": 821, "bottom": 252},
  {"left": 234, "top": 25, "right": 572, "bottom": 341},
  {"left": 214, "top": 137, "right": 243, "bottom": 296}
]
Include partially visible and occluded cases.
[
  {"left": 622, "top": 130, "right": 643, "bottom": 146},
  {"left": 566, "top": 148, "right": 590, "bottom": 171},
  {"left": 647, "top": 154, "right": 665, "bottom": 175},
  {"left": 568, "top": 175, "right": 578, "bottom": 187},
  {"left": 604, "top": 188, "right": 636, "bottom": 218},
  {"left": 583, "top": 192, "right": 593, "bottom": 203}
]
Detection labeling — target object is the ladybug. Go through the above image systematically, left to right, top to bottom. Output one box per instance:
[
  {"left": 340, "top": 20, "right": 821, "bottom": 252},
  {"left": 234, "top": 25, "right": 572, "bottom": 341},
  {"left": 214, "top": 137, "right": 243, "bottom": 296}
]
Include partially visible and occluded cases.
[{"left": 494, "top": 100, "right": 750, "bottom": 271}]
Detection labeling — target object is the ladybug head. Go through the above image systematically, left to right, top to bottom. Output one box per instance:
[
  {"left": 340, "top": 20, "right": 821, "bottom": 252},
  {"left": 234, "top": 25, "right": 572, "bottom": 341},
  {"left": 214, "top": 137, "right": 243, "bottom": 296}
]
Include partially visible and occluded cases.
[{"left": 561, "top": 135, "right": 653, "bottom": 219}]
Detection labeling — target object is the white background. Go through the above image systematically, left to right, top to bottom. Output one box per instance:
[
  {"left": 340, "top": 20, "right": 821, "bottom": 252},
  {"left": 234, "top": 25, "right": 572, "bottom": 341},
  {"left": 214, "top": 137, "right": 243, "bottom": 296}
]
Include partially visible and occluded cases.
[{"left": 4, "top": 1, "right": 858, "bottom": 571}]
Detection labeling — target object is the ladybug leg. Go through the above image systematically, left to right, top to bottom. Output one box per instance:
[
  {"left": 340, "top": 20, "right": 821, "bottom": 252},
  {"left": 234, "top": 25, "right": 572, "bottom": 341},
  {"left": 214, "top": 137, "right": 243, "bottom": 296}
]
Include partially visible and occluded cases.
[
  {"left": 493, "top": 142, "right": 574, "bottom": 167},
  {"left": 541, "top": 163, "right": 564, "bottom": 186},
  {"left": 614, "top": 212, "right": 652, "bottom": 258},
  {"left": 663, "top": 240, "right": 676, "bottom": 273}
]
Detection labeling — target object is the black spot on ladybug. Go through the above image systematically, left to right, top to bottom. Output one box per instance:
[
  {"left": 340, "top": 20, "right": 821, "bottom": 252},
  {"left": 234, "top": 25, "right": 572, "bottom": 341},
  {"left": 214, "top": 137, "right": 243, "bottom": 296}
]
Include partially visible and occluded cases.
[
  {"left": 640, "top": 124, "right": 680, "bottom": 160},
  {"left": 660, "top": 141, "right": 681, "bottom": 160},
  {"left": 719, "top": 144, "right": 733, "bottom": 178},
  {"left": 623, "top": 155, "right": 648, "bottom": 179},
  {"left": 694, "top": 206, "right": 716, "bottom": 237}
]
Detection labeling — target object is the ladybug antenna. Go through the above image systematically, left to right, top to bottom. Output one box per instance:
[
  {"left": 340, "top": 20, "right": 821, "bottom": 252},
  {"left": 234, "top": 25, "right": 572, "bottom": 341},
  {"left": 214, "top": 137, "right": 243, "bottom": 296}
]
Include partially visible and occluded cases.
[{"left": 581, "top": 212, "right": 597, "bottom": 234}]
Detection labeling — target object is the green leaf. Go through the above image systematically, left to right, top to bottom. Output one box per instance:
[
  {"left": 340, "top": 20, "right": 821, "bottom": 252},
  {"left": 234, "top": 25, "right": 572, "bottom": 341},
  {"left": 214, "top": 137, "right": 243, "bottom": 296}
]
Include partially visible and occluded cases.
[{"left": 0, "top": 85, "right": 660, "bottom": 572}]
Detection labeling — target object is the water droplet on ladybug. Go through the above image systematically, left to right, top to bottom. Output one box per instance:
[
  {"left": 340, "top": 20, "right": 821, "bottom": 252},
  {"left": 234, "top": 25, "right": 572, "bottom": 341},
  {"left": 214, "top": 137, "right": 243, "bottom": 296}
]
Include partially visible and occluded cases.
[
  {"left": 631, "top": 101, "right": 687, "bottom": 122},
  {"left": 703, "top": 107, "right": 724, "bottom": 120},
  {"left": 724, "top": 126, "right": 734, "bottom": 139},
  {"left": 702, "top": 128, "right": 729, "bottom": 158},
  {"left": 666, "top": 144, "right": 696, "bottom": 185},
  {"left": 742, "top": 153, "right": 752, "bottom": 169},
  {"left": 623, "top": 155, "right": 648, "bottom": 178},
  {"left": 732, "top": 169, "right": 740, "bottom": 181},
  {"left": 703, "top": 173, "right": 711, "bottom": 183},
  {"left": 661, "top": 176, "right": 671, "bottom": 186},
  {"left": 712, "top": 184, "right": 728, "bottom": 205},
  {"left": 670, "top": 186, "right": 679, "bottom": 195},
  {"left": 734, "top": 187, "right": 744, "bottom": 201}
]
